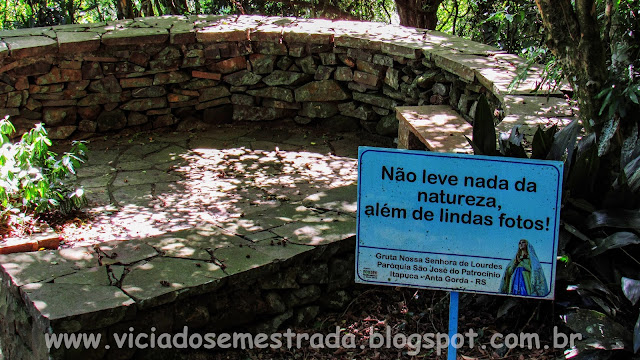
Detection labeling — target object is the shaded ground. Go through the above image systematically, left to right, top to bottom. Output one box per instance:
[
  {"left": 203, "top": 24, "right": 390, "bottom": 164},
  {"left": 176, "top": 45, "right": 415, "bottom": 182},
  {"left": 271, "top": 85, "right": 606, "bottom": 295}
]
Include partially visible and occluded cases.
[
  {"left": 51, "top": 122, "right": 392, "bottom": 248},
  {"left": 150, "top": 285, "right": 560, "bottom": 360}
]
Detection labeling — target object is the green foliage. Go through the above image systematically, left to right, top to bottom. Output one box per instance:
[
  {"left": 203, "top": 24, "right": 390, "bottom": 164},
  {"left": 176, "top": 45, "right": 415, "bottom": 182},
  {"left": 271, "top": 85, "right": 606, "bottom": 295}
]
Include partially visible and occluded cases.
[
  {"left": 0, "top": 0, "right": 396, "bottom": 29},
  {"left": 0, "top": 0, "right": 106, "bottom": 29},
  {"left": 222, "top": 0, "right": 396, "bottom": 22},
  {"left": 436, "top": 0, "right": 473, "bottom": 35},
  {"left": 438, "top": 0, "right": 543, "bottom": 53},
  {"left": 593, "top": 0, "right": 639, "bottom": 155},
  {"left": 437, "top": 1, "right": 564, "bottom": 96},
  {"left": 464, "top": 95, "right": 496, "bottom": 156},
  {"left": 467, "top": 95, "right": 640, "bottom": 355},
  {"left": 0, "top": 116, "right": 88, "bottom": 222}
]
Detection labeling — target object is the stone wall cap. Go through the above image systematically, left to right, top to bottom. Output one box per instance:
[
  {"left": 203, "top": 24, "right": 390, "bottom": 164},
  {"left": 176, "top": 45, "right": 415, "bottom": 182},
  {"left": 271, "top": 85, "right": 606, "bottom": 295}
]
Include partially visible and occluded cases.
[
  {"left": 0, "top": 14, "right": 569, "bottom": 118},
  {"left": 0, "top": 27, "right": 54, "bottom": 37},
  {"left": 102, "top": 27, "right": 168, "bottom": 46},
  {"left": 56, "top": 31, "right": 101, "bottom": 53},
  {"left": 3, "top": 35, "right": 58, "bottom": 59},
  {"left": 502, "top": 95, "right": 575, "bottom": 118},
  {"left": 498, "top": 115, "right": 574, "bottom": 139},
  {"left": 0, "top": 247, "right": 97, "bottom": 287},
  {"left": 21, "top": 282, "right": 135, "bottom": 326}
]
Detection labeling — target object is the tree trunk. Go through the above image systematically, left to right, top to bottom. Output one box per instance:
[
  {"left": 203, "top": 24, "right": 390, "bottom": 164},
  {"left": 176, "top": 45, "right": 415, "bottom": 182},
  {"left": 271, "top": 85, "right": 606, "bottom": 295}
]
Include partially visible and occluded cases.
[
  {"left": 116, "top": 0, "right": 136, "bottom": 19},
  {"left": 395, "top": 0, "right": 443, "bottom": 29},
  {"left": 534, "top": 0, "right": 607, "bottom": 134},
  {"left": 535, "top": 0, "right": 629, "bottom": 196}
]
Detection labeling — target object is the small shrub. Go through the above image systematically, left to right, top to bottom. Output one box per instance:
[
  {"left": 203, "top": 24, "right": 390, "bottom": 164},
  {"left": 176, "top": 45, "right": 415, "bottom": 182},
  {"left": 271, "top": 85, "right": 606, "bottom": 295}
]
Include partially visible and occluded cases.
[{"left": 0, "top": 116, "right": 88, "bottom": 228}]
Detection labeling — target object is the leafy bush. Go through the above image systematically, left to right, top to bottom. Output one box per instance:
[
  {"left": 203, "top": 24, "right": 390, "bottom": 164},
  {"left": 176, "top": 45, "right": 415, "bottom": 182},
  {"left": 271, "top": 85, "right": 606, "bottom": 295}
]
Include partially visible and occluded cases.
[
  {"left": 468, "top": 96, "right": 640, "bottom": 356},
  {"left": 0, "top": 116, "right": 88, "bottom": 225}
]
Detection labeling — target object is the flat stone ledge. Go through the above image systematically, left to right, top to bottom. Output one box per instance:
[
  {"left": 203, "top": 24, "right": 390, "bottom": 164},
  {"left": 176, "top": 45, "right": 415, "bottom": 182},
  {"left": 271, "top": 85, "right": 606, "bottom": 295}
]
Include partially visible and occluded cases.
[
  {"left": 0, "top": 15, "right": 559, "bottom": 101},
  {"left": 498, "top": 95, "right": 576, "bottom": 140},
  {"left": 396, "top": 105, "right": 472, "bottom": 153},
  {"left": 0, "top": 204, "right": 357, "bottom": 334},
  {"left": 0, "top": 224, "right": 357, "bottom": 359},
  {"left": 0, "top": 248, "right": 97, "bottom": 287},
  {"left": 21, "top": 282, "right": 135, "bottom": 332}
]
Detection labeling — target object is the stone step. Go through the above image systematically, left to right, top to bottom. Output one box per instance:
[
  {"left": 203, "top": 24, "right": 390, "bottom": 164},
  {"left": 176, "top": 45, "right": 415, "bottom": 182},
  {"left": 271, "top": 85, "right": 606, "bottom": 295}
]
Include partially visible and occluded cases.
[{"left": 0, "top": 226, "right": 60, "bottom": 254}]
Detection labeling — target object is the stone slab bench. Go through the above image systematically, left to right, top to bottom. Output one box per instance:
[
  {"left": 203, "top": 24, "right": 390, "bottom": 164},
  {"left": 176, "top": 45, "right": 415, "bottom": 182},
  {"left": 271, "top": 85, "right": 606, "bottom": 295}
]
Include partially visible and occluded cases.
[{"left": 396, "top": 105, "right": 472, "bottom": 153}]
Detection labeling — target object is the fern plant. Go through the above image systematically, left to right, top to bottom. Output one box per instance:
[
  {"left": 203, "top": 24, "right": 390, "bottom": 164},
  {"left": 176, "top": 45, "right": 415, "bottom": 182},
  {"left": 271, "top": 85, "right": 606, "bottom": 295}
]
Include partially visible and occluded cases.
[{"left": 0, "top": 116, "right": 88, "bottom": 224}]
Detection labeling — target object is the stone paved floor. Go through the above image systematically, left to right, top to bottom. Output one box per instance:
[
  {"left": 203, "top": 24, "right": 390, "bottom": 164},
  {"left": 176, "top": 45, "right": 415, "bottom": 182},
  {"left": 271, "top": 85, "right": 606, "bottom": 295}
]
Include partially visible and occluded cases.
[
  {"left": 56, "top": 122, "right": 392, "bottom": 247},
  {"left": 0, "top": 123, "right": 394, "bottom": 360}
]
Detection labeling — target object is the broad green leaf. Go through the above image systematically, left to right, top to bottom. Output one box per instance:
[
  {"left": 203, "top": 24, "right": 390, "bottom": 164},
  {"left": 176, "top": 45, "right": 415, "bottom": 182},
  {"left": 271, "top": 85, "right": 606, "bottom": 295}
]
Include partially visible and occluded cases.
[
  {"left": 482, "top": 12, "right": 504, "bottom": 24},
  {"left": 597, "top": 86, "right": 613, "bottom": 116},
  {"left": 629, "top": 90, "right": 639, "bottom": 105},
  {"left": 472, "top": 95, "right": 497, "bottom": 156},
  {"left": 598, "top": 117, "right": 620, "bottom": 157},
  {"left": 0, "top": 118, "right": 15, "bottom": 136},
  {"left": 548, "top": 119, "right": 581, "bottom": 183},
  {"left": 548, "top": 119, "right": 581, "bottom": 161},
  {"left": 620, "top": 122, "right": 639, "bottom": 169},
  {"left": 531, "top": 125, "right": 556, "bottom": 159},
  {"left": 572, "top": 134, "right": 597, "bottom": 182},
  {"left": 464, "top": 135, "right": 483, "bottom": 155},
  {"left": 504, "top": 142, "right": 527, "bottom": 158},
  {"left": 62, "top": 156, "right": 75, "bottom": 174},
  {"left": 624, "top": 157, "right": 640, "bottom": 193},
  {"left": 587, "top": 209, "right": 640, "bottom": 230},
  {"left": 564, "top": 222, "right": 596, "bottom": 246},
  {"left": 592, "top": 232, "right": 640, "bottom": 256},
  {"left": 621, "top": 277, "right": 640, "bottom": 306},
  {"left": 563, "top": 309, "right": 630, "bottom": 351}
]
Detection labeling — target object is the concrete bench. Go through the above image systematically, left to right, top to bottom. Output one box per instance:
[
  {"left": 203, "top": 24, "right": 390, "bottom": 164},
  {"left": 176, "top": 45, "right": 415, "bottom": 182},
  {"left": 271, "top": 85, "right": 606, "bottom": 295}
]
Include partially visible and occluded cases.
[{"left": 396, "top": 105, "right": 473, "bottom": 153}]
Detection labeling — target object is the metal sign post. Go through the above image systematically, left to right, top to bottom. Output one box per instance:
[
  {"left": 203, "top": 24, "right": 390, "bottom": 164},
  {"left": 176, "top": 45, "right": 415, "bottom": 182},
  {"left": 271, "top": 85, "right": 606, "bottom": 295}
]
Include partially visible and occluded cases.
[{"left": 448, "top": 291, "right": 459, "bottom": 360}]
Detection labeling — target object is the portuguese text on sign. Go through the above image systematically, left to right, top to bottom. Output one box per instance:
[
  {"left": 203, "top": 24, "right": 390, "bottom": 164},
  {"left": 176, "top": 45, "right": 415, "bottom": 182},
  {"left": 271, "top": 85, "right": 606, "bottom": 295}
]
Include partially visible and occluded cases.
[{"left": 355, "top": 147, "right": 563, "bottom": 299}]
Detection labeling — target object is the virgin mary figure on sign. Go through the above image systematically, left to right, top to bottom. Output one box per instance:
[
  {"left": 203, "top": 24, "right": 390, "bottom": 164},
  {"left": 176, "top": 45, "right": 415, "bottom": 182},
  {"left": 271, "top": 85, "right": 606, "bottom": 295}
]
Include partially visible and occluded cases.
[{"left": 499, "top": 239, "right": 548, "bottom": 296}]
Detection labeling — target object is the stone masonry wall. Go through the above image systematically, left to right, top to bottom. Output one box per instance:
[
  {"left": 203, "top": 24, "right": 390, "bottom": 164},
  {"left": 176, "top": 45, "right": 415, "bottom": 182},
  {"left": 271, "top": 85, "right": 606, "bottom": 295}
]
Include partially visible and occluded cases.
[
  {"left": 0, "top": 15, "right": 569, "bottom": 141},
  {"left": 1, "top": 235, "right": 356, "bottom": 360}
]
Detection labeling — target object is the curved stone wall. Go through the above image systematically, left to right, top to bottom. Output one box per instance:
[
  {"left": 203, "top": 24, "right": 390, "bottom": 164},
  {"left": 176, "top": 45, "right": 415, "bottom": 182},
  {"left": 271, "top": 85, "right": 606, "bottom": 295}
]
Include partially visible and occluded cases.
[
  {"left": 0, "top": 15, "right": 574, "bottom": 140},
  {"left": 0, "top": 16, "right": 580, "bottom": 360}
]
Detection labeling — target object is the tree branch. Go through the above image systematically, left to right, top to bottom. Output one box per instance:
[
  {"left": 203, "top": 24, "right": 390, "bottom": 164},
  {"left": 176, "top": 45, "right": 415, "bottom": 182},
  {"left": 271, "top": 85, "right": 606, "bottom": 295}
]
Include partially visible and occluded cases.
[{"left": 534, "top": 0, "right": 607, "bottom": 132}]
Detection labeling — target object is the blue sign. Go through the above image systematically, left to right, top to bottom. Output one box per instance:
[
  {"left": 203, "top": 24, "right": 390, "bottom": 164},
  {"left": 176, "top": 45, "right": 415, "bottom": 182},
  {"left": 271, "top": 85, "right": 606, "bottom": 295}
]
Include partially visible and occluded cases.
[{"left": 355, "top": 147, "right": 563, "bottom": 299}]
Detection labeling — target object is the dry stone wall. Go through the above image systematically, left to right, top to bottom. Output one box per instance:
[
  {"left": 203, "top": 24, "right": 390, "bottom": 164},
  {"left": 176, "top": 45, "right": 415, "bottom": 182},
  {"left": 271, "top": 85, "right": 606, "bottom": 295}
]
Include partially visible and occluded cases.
[
  {"left": 0, "top": 15, "right": 572, "bottom": 141},
  {"left": 0, "top": 235, "right": 356, "bottom": 360}
]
